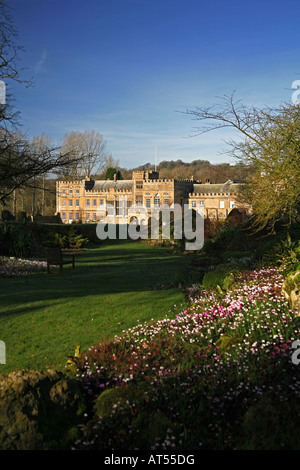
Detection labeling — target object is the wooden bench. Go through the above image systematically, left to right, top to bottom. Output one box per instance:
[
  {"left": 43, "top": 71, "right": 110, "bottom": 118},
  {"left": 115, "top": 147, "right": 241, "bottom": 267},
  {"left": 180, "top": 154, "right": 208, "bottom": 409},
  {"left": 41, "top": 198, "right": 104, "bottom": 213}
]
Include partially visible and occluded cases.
[{"left": 46, "top": 247, "right": 75, "bottom": 273}]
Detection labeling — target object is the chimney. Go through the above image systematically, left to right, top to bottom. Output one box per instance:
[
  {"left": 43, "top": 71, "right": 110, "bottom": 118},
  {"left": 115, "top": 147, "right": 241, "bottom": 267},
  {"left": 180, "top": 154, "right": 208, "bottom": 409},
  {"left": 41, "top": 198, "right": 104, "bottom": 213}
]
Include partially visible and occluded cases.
[{"left": 114, "top": 173, "right": 117, "bottom": 182}]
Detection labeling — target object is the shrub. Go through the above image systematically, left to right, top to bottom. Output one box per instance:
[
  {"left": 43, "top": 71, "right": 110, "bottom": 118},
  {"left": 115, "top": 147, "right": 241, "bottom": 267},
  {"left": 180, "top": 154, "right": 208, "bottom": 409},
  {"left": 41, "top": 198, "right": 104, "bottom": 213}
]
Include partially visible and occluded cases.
[
  {"left": 1, "top": 210, "right": 12, "bottom": 221},
  {"left": 16, "top": 211, "right": 27, "bottom": 224},
  {"left": 1, "top": 223, "right": 34, "bottom": 258},
  {"left": 211, "top": 224, "right": 240, "bottom": 249},
  {"left": 201, "top": 225, "right": 239, "bottom": 255},
  {"left": 41, "top": 227, "right": 89, "bottom": 250},
  {"left": 67, "top": 228, "right": 89, "bottom": 249},
  {"left": 41, "top": 231, "right": 62, "bottom": 248},
  {"left": 262, "top": 233, "right": 300, "bottom": 273},
  {"left": 191, "top": 252, "right": 221, "bottom": 270},
  {"left": 202, "top": 263, "right": 239, "bottom": 291},
  {"left": 72, "top": 266, "right": 300, "bottom": 450},
  {"left": 215, "top": 334, "right": 240, "bottom": 354},
  {"left": 95, "top": 384, "right": 150, "bottom": 419},
  {"left": 238, "top": 394, "right": 300, "bottom": 450},
  {"left": 133, "top": 410, "right": 182, "bottom": 449}
]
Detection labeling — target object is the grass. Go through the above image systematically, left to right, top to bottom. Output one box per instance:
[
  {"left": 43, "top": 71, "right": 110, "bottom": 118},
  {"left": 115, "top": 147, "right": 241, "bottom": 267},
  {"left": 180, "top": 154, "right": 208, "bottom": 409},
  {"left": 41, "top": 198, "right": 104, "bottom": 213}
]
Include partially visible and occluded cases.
[
  {"left": 1, "top": 225, "right": 300, "bottom": 450},
  {"left": 0, "top": 239, "right": 191, "bottom": 373}
]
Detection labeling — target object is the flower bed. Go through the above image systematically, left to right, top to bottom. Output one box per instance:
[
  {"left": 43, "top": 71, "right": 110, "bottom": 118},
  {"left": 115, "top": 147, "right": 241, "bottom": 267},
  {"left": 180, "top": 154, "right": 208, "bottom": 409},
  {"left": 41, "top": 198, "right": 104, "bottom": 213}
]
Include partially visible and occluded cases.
[
  {"left": 0, "top": 256, "right": 47, "bottom": 278},
  {"left": 73, "top": 266, "right": 300, "bottom": 450}
]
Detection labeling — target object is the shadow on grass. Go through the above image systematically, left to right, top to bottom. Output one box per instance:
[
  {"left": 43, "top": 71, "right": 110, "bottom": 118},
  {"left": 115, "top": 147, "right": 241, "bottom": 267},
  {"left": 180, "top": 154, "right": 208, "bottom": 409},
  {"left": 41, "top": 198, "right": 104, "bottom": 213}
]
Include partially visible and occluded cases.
[{"left": 0, "top": 239, "right": 191, "bottom": 318}]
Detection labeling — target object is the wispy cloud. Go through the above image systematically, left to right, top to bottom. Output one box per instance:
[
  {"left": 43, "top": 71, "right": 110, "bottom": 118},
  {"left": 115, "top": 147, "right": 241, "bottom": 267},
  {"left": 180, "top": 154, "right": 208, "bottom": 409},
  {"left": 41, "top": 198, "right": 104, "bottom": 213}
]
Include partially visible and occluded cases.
[{"left": 35, "top": 49, "right": 47, "bottom": 75}]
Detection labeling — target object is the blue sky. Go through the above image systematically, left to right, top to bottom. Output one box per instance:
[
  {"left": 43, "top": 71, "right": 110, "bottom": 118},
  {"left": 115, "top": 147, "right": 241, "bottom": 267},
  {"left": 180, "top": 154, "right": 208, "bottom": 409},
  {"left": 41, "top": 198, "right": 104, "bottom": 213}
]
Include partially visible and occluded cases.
[{"left": 7, "top": 0, "right": 300, "bottom": 168}]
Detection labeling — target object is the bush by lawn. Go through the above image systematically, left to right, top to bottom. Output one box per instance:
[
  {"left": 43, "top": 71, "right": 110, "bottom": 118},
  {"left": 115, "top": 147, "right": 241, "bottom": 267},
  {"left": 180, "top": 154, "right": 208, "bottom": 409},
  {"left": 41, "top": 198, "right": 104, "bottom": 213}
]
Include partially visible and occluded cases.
[{"left": 72, "top": 265, "right": 300, "bottom": 450}]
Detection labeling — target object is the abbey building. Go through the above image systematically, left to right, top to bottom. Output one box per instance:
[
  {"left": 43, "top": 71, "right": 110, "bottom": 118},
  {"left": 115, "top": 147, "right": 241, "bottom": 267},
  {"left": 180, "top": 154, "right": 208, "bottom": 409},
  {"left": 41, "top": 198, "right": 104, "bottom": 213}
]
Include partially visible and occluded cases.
[{"left": 56, "top": 170, "right": 248, "bottom": 224}]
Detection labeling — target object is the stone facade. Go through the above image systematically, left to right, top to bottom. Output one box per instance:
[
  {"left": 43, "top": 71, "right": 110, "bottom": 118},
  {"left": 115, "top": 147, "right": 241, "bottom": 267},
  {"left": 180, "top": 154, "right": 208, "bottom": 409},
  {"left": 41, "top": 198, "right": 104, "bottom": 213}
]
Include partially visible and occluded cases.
[
  {"left": 56, "top": 171, "right": 249, "bottom": 224},
  {"left": 188, "top": 181, "right": 250, "bottom": 220}
]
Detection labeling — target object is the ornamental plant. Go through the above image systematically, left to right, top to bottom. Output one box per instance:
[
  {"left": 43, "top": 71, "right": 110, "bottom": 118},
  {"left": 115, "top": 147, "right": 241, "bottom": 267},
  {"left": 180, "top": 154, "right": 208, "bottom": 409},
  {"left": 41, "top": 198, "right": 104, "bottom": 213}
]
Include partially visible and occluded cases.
[
  {"left": 42, "top": 227, "right": 89, "bottom": 250},
  {"left": 72, "top": 265, "right": 300, "bottom": 450}
]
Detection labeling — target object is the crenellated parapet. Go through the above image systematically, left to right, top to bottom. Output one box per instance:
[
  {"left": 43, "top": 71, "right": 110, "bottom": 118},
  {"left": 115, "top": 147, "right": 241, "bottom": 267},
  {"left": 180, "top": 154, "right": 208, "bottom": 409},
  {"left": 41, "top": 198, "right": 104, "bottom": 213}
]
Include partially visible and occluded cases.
[
  {"left": 55, "top": 171, "right": 249, "bottom": 224},
  {"left": 144, "top": 178, "right": 174, "bottom": 183},
  {"left": 57, "top": 180, "right": 83, "bottom": 185},
  {"left": 85, "top": 189, "right": 132, "bottom": 194},
  {"left": 189, "top": 191, "right": 235, "bottom": 196}
]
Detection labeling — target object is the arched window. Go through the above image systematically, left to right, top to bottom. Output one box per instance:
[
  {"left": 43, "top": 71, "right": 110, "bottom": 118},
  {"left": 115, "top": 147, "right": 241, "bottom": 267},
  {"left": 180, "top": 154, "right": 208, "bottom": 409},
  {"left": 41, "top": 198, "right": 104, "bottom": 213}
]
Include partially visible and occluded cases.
[{"left": 154, "top": 193, "right": 160, "bottom": 208}]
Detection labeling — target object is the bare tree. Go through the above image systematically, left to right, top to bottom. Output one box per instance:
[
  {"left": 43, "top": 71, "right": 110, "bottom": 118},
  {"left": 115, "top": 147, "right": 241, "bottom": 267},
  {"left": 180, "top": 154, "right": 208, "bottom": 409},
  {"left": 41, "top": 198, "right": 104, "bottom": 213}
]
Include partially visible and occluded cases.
[
  {"left": 0, "top": 1, "right": 32, "bottom": 128},
  {"left": 0, "top": 1, "right": 31, "bottom": 85},
  {"left": 0, "top": 3, "right": 86, "bottom": 207},
  {"left": 184, "top": 92, "right": 300, "bottom": 232},
  {"left": 0, "top": 130, "right": 82, "bottom": 205},
  {"left": 60, "top": 130, "right": 108, "bottom": 179},
  {"left": 30, "top": 133, "right": 53, "bottom": 216},
  {"left": 102, "top": 153, "right": 120, "bottom": 175}
]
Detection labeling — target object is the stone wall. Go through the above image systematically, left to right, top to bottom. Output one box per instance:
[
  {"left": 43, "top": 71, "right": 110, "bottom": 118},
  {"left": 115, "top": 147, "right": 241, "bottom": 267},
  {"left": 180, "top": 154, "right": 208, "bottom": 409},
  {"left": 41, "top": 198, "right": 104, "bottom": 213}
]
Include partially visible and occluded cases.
[{"left": 0, "top": 369, "right": 85, "bottom": 450}]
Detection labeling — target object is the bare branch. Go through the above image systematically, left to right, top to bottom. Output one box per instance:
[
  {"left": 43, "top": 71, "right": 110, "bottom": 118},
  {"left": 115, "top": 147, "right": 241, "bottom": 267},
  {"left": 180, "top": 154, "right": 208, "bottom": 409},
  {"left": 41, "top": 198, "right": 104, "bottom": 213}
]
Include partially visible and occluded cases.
[{"left": 184, "top": 93, "right": 300, "bottom": 232}]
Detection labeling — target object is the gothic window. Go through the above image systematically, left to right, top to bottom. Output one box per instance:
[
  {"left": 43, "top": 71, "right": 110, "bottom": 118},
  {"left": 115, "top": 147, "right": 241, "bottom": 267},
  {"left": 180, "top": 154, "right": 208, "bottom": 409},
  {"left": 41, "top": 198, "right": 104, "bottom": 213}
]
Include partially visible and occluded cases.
[
  {"left": 136, "top": 181, "right": 143, "bottom": 189},
  {"left": 154, "top": 193, "right": 160, "bottom": 208},
  {"left": 136, "top": 196, "right": 143, "bottom": 206},
  {"left": 115, "top": 199, "right": 120, "bottom": 216}
]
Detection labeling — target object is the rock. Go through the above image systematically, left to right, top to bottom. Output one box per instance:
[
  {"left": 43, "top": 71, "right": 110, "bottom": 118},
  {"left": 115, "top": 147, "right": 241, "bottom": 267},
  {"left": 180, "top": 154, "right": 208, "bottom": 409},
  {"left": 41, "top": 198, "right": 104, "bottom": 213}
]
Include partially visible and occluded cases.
[
  {"left": 282, "top": 270, "right": 300, "bottom": 317},
  {"left": 0, "top": 369, "right": 85, "bottom": 450}
]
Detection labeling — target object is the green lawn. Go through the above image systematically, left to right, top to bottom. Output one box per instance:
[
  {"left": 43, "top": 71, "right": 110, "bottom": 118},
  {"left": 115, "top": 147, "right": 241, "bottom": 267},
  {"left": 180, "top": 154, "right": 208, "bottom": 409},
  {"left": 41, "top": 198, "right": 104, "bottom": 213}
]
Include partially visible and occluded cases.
[{"left": 0, "top": 240, "right": 191, "bottom": 373}]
